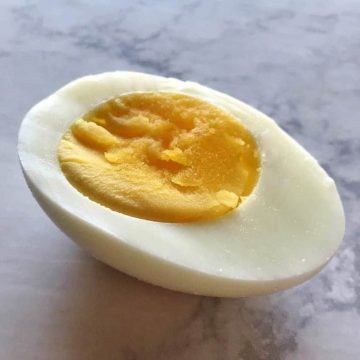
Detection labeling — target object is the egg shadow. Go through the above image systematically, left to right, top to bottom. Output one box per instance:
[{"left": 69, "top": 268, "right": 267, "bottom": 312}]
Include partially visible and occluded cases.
[{"left": 52, "top": 244, "right": 201, "bottom": 360}]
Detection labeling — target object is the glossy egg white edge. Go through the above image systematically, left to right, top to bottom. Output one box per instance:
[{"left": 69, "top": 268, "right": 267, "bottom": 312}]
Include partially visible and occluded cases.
[{"left": 18, "top": 72, "right": 345, "bottom": 297}]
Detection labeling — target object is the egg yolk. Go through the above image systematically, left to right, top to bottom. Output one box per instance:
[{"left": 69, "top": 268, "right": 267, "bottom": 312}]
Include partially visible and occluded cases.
[{"left": 57, "top": 92, "right": 260, "bottom": 222}]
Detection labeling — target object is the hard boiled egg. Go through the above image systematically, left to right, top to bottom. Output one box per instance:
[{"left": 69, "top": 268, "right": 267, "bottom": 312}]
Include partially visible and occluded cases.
[{"left": 18, "top": 72, "right": 345, "bottom": 297}]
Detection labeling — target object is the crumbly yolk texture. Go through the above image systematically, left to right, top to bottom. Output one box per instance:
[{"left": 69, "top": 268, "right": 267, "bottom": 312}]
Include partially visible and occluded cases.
[{"left": 57, "top": 92, "right": 260, "bottom": 222}]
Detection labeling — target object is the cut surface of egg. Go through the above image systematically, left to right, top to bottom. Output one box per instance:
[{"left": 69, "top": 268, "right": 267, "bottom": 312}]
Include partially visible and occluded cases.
[{"left": 18, "top": 72, "right": 345, "bottom": 297}]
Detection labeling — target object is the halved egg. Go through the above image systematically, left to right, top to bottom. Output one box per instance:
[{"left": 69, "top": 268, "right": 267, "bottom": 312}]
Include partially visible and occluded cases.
[{"left": 18, "top": 72, "right": 345, "bottom": 297}]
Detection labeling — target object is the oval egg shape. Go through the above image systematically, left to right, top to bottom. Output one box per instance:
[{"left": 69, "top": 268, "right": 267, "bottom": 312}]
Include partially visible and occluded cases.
[{"left": 18, "top": 72, "right": 345, "bottom": 297}]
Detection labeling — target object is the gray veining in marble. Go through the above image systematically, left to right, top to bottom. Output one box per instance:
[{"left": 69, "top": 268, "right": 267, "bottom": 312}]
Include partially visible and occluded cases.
[{"left": 1, "top": 1, "right": 360, "bottom": 359}]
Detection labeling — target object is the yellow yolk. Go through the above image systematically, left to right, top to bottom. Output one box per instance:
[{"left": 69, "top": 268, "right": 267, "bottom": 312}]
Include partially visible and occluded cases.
[{"left": 57, "top": 92, "right": 260, "bottom": 222}]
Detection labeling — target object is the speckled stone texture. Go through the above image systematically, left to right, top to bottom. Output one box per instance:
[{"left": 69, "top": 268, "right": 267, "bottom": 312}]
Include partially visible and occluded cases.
[{"left": 1, "top": 1, "right": 359, "bottom": 359}]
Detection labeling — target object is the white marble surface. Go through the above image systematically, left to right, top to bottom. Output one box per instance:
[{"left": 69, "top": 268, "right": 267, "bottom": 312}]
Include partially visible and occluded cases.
[{"left": 1, "top": 1, "right": 360, "bottom": 359}]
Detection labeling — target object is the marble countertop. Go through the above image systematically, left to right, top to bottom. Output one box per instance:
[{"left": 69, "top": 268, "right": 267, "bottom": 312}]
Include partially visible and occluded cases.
[{"left": 1, "top": 1, "right": 359, "bottom": 359}]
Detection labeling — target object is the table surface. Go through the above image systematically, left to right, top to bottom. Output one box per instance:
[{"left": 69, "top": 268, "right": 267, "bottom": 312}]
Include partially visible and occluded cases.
[{"left": 1, "top": 1, "right": 359, "bottom": 359}]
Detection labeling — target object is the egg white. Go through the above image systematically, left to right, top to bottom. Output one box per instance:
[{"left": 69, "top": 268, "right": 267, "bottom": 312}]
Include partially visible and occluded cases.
[{"left": 18, "top": 72, "right": 345, "bottom": 297}]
